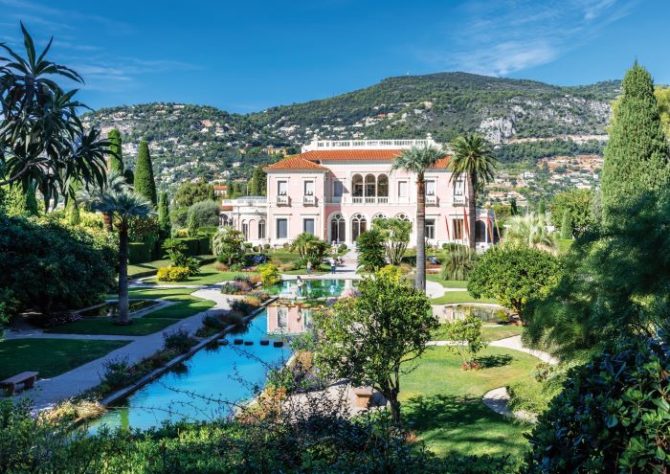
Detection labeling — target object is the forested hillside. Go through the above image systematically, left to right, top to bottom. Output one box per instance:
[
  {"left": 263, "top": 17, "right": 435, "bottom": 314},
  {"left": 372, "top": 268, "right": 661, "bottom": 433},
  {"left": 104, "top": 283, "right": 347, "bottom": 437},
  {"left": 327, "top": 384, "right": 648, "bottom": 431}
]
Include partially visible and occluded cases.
[{"left": 83, "top": 72, "right": 620, "bottom": 186}]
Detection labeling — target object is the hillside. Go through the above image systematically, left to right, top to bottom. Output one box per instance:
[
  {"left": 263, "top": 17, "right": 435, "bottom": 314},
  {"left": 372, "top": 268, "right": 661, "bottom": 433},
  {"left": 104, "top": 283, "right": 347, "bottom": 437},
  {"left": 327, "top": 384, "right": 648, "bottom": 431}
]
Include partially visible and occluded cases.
[{"left": 83, "top": 72, "right": 620, "bottom": 187}]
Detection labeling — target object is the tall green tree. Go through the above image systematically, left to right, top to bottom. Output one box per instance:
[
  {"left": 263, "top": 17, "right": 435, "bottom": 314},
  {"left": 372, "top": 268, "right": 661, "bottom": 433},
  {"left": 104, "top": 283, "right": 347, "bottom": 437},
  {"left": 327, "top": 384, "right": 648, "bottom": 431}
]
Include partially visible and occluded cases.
[
  {"left": 0, "top": 24, "right": 108, "bottom": 200},
  {"left": 601, "top": 63, "right": 670, "bottom": 223},
  {"left": 107, "top": 129, "right": 124, "bottom": 174},
  {"left": 449, "top": 134, "right": 497, "bottom": 251},
  {"left": 134, "top": 140, "right": 157, "bottom": 206},
  {"left": 393, "top": 145, "right": 444, "bottom": 291},
  {"left": 249, "top": 166, "right": 267, "bottom": 196},
  {"left": 84, "top": 174, "right": 154, "bottom": 325},
  {"left": 174, "top": 181, "right": 215, "bottom": 208},
  {"left": 158, "top": 191, "right": 171, "bottom": 235},
  {"left": 560, "top": 210, "right": 573, "bottom": 240},
  {"left": 372, "top": 217, "right": 411, "bottom": 265},
  {"left": 313, "top": 272, "right": 436, "bottom": 424}
]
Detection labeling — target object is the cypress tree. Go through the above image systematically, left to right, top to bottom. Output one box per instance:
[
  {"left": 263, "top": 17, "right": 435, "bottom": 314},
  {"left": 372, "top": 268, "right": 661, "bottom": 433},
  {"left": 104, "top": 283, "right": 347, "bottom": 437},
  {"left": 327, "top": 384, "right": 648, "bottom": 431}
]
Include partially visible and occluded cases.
[
  {"left": 601, "top": 63, "right": 670, "bottom": 222},
  {"left": 107, "top": 129, "right": 124, "bottom": 174},
  {"left": 134, "top": 140, "right": 157, "bottom": 206},
  {"left": 249, "top": 166, "right": 267, "bottom": 195},
  {"left": 158, "top": 191, "right": 171, "bottom": 234},
  {"left": 560, "top": 210, "right": 573, "bottom": 240}
]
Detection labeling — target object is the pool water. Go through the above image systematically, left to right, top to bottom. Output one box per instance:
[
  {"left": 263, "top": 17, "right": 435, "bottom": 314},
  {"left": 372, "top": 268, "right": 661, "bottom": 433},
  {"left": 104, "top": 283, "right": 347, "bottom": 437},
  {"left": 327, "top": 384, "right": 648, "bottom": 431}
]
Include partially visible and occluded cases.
[
  {"left": 274, "top": 279, "right": 348, "bottom": 299},
  {"left": 89, "top": 311, "right": 291, "bottom": 432}
]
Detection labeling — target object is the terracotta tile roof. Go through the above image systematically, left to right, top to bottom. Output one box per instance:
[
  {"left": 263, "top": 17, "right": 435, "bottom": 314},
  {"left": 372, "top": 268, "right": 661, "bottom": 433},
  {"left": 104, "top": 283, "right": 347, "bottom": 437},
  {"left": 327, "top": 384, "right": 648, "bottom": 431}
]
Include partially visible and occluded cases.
[
  {"left": 265, "top": 149, "right": 451, "bottom": 171},
  {"left": 264, "top": 155, "right": 328, "bottom": 172}
]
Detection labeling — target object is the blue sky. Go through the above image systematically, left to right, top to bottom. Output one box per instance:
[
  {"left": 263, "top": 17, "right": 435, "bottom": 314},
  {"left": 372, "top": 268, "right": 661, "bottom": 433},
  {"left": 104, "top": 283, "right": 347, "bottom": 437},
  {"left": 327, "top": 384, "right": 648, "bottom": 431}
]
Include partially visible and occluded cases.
[{"left": 0, "top": 0, "right": 666, "bottom": 113}]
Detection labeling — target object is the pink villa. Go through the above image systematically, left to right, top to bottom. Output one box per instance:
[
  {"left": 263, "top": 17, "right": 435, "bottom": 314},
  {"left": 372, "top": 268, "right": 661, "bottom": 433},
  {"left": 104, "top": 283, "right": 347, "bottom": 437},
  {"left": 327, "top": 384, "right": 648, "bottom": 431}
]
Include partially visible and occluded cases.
[{"left": 220, "top": 138, "right": 496, "bottom": 248}]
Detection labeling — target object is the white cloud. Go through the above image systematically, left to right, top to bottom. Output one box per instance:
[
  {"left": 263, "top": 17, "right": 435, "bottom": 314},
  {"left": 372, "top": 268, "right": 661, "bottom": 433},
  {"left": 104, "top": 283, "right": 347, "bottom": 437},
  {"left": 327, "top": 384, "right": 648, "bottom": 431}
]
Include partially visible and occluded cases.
[{"left": 419, "top": 0, "right": 639, "bottom": 76}]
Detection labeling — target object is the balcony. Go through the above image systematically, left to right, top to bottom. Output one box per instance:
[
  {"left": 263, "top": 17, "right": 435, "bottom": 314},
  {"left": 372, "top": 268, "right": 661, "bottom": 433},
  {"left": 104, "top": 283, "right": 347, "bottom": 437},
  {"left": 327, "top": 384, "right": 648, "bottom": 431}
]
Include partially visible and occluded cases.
[
  {"left": 277, "top": 195, "right": 290, "bottom": 206},
  {"left": 303, "top": 195, "right": 317, "bottom": 205},
  {"left": 426, "top": 195, "right": 438, "bottom": 206},
  {"left": 453, "top": 195, "right": 465, "bottom": 206},
  {"left": 351, "top": 196, "right": 390, "bottom": 205}
]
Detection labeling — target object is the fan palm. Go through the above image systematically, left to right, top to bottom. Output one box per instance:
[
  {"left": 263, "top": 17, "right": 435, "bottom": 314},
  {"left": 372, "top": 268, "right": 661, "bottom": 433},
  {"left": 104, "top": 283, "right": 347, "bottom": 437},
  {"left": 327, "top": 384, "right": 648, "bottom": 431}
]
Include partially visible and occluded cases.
[
  {"left": 0, "top": 23, "right": 108, "bottom": 202},
  {"left": 449, "top": 134, "right": 497, "bottom": 250},
  {"left": 393, "top": 145, "right": 445, "bottom": 291},
  {"left": 84, "top": 174, "right": 154, "bottom": 324},
  {"left": 504, "top": 213, "right": 558, "bottom": 253}
]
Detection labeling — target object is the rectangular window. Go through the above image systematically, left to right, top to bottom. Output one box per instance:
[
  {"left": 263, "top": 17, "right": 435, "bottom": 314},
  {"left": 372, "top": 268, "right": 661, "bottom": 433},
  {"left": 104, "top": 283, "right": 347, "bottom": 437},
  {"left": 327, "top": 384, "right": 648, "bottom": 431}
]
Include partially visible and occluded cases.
[
  {"left": 454, "top": 178, "right": 464, "bottom": 196},
  {"left": 277, "top": 180, "right": 288, "bottom": 196},
  {"left": 304, "top": 180, "right": 314, "bottom": 196},
  {"left": 333, "top": 180, "right": 343, "bottom": 197},
  {"left": 398, "top": 180, "right": 408, "bottom": 198},
  {"left": 425, "top": 180, "right": 436, "bottom": 196},
  {"left": 276, "top": 218, "right": 288, "bottom": 239},
  {"left": 303, "top": 218, "right": 315, "bottom": 235},
  {"left": 426, "top": 219, "right": 435, "bottom": 240},
  {"left": 453, "top": 219, "right": 464, "bottom": 240},
  {"left": 242, "top": 222, "right": 249, "bottom": 240},
  {"left": 278, "top": 307, "right": 287, "bottom": 329}
]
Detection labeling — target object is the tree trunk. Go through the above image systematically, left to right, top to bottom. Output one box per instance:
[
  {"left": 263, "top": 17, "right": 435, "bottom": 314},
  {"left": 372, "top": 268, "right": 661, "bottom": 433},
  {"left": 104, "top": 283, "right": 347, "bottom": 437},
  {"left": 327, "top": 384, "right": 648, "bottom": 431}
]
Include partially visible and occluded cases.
[
  {"left": 416, "top": 173, "right": 426, "bottom": 292},
  {"left": 467, "top": 173, "right": 477, "bottom": 251},
  {"left": 103, "top": 212, "right": 114, "bottom": 232},
  {"left": 118, "top": 221, "right": 130, "bottom": 325},
  {"left": 388, "top": 395, "right": 402, "bottom": 425}
]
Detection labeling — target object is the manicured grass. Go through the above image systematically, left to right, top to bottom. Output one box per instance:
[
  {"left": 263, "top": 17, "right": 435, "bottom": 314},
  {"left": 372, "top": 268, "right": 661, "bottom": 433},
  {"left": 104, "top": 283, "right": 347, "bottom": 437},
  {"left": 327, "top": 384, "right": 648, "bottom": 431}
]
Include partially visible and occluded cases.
[
  {"left": 128, "top": 255, "right": 214, "bottom": 278},
  {"left": 281, "top": 263, "right": 331, "bottom": 275},
  {"left": 144, "top": 264, "right": 257, "bottom": 286},
  {"left": 426, "top": 274, "right": 468, "bottom": 289},
  {"left": 47, "top": 288, "right": 215, "bottom": 336},
  {"left": 431, "top": 291, "right": 498, "bottom": 305},
  {"left": 431, "top": 324, "right": 523, "bottom": 342},
  {"left": 0, "top": 338, "right": 130, "bottom": 380},
  {"left": 402, "top": 346, "right": 539, "bottom": 458}
]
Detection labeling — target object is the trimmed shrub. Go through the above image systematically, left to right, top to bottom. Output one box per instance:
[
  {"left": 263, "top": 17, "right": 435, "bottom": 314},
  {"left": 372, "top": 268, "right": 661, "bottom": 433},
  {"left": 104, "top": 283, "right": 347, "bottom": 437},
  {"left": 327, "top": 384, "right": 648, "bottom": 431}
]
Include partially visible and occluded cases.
[
  {"left": 128, "top": 241, "right": 153, "bottom": 264},
  {"left": 259, "top": 263, "right": 281, "bottom": 287},
  {"left": 157, "top": 266, "right": 191, "bottom": 282},
  {"left": 163, "top": 328, "right": 197, "bottom": 353}
]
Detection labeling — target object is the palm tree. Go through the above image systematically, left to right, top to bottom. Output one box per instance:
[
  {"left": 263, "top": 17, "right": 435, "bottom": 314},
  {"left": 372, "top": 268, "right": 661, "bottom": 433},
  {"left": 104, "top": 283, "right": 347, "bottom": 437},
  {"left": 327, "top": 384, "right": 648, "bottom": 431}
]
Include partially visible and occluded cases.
[
  {"left": 0, "top": 23, "right": 108, "bottom": 200},
  {"left": 449, "top": 134, "right": 497, "bottom": 250},
  {"left": 393, "top": 145, "right": 445, "bottom": 291},
  {"left": 84, "top": 174, "right": 154, "bottom": 325},
  {"left": 504, "top": 213, "right": 558, "bottom": 253}
]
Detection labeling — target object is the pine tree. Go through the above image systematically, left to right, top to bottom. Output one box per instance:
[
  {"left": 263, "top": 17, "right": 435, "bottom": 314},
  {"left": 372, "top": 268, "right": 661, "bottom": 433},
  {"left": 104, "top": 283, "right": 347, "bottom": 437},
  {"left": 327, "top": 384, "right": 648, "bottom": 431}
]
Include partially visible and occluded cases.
[
  {"left": 601, "top": 63, "right": 670, "bottom": 223},
  {"left": 107, "top": 129, "right": 124, "bottom": 174},
  {"left": 134, "top": 140, "right": 157, "bottom": 206},
  {"left": 158, "top": 191, "right": 171, "bottom": 235},
  {"left": 560, "top": 210, "right": 573, "bottom": 240}
]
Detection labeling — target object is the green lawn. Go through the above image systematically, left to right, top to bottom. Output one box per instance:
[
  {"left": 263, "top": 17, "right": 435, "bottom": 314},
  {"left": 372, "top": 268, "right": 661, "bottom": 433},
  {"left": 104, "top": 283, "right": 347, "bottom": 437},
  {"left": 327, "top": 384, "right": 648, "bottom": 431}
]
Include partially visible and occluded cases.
[
  {"left": 128, "top": 255, "right": 214, "bottom": 278},
  {"left": 144, "top": 264, "right": 257, "bottom": 286},
  {"left": 426, "top": 275, "right": 468, "bottom": 289},
  {"left": 47, "top": 288, "right": 216, "bottom": 336},
  {"left": 431, "top": 291, "right": 498, "bottom": 305},
  {"left": 431, "top": 324, "right": 523, "bottom": 342},
  {"left": 0, "top": 338, "right": 130, "bottom": 380},
  {"left": 402, "top": 346, "right": 539, "bottom": 458}
]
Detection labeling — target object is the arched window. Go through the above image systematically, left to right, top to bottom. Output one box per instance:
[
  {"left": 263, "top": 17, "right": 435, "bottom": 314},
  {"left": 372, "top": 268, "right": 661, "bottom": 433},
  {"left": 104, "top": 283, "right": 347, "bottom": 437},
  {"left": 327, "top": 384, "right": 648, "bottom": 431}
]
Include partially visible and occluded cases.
[
  {"left": 352, "top": 174, "right": 363, "bottom": 197},
  {"left": 364, "top": 174, "right": 376, "bottom": 197},
  {"left": 377, "top": 174, "right": 389, "bottom": 197},
  {"left": 220, "top": 213, "right": 231, "bottom": 227},
  {"left": 352, "top": 213, "right": 367, "bottom": 242},
  {"left": 396, "top": 213, "right": 410, "bottom": 221},
  {"left": 330, "top": 214, "right": 346, "bottom": 244},
  {"left": 258, "top": 219, "right": 266, "bottom": 239},
  {"left": 475, "top": 220, "right": 487, "bottom": 243}
]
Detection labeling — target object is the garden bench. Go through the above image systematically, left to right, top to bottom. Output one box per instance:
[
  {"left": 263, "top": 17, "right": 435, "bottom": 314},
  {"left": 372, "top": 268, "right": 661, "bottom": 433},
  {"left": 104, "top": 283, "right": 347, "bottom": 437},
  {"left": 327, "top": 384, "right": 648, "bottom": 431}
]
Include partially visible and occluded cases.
[{"left": 1, "top": 371, "right": 39, "bottom": 395}]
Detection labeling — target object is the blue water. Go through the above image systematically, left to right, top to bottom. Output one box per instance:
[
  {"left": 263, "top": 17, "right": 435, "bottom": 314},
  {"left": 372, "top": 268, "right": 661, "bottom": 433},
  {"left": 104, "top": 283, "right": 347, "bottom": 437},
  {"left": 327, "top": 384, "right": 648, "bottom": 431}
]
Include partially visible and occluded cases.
[
  {"left": 276, "top": 278, "right": 347, "bottom": 299},
  {"left": 89, "top": 311, "right": 291, "bottom": 432}
]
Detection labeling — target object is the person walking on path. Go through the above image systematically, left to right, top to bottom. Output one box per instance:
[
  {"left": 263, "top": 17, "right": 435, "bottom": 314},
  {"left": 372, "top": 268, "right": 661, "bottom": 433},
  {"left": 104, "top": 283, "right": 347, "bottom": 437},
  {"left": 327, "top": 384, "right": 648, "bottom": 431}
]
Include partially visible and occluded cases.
[{"left": 330, "top": 257, "right": 337, "bottom": 274}]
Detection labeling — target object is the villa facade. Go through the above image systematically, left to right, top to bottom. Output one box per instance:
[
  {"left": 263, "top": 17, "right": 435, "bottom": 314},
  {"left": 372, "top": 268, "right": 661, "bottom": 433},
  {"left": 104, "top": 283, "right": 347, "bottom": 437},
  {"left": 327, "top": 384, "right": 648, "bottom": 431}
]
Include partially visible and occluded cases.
[{"left": 220, "top": 138, "right": 496, "bottom": 248}]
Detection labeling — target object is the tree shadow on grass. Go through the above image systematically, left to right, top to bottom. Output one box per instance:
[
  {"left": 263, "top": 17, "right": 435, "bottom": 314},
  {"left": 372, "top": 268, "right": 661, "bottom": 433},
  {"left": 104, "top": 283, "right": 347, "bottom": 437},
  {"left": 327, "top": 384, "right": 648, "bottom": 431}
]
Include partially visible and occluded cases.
[
  {"left": 476, "top": 354, "right": 513, "bottom": 369},
  {"left": 402, "top": 394, "right": 530, "bottom": 456}
]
